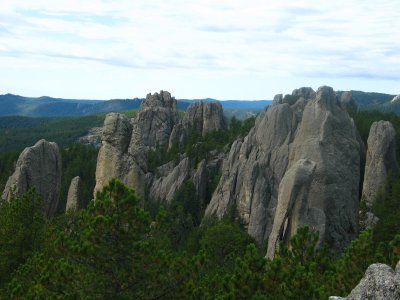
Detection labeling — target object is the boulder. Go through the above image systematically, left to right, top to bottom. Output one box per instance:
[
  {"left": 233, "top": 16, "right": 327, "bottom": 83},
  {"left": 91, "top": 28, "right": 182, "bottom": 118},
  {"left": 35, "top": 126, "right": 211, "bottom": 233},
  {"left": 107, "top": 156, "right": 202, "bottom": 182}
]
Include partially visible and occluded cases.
[
  {"left": 206, "top": 86, "right": 361, "bottom": 254},
  {"left": 362, "top": 121, "right": 398, "bottom": 206},
  {"left": 2, "top": 139, "right": 62, "bottom": 217},
  {"left": 66, "top": 176, "right": 81, "bottom": 211},
  {"left": 330, "top": 262, "right": 400, "bottom": 300}
]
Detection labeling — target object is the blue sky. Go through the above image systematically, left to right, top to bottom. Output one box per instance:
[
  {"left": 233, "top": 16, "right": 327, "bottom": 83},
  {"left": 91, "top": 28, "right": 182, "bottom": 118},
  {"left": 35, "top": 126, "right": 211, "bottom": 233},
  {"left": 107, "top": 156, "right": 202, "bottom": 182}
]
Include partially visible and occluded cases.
[{"left": 0, "top": 0, "right": 399, "bottom": 100}]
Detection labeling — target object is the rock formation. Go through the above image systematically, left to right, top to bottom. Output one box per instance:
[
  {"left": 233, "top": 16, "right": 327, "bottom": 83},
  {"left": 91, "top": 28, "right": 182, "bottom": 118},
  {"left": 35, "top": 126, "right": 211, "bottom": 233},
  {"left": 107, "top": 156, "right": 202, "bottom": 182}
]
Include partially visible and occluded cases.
[
  {"left": 205, "top": 86, "right": 362, "bottom": 254},
  {"left": 291, "top": 87, "right": 316, "bottom": 99},
  {"left": 94, "top": 91, "right": 226, "bottom": 206},
  {"left": 339, "top": 92, "right": 358, "bottom": 112},
  {"left": 391, "top": 95, "right": 400, "bottom": 103},
  {"left": 169, "top": 101, "right": 226, "bottom": 149},
  {"left": 362, "top": 121, "right": 398, "bottom": 206},
  {"left": 78, "top": 127, "right": 102, "bottom": 148},
  {"left": 2, "top": 139, "right": 62, "bottom": 217},
  {"left": 267, "top": 159, "right": 317, "bottom": 258},
  {"left": 66, "top": 176, "right": 81, "bottom": 211},
  {"left": 329, "top": 261, "right": 400, "bottom": 300}
]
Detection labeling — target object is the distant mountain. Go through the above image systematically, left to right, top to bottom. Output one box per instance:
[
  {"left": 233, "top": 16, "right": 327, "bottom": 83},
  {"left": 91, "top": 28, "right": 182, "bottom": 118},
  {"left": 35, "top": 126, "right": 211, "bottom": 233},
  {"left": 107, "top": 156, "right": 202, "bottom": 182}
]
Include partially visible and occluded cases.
[
  {"left": 337, "top": 90, "right": 399, "bottom": 112},
  {"left": 0, "top": 94, "right": 272, "bottom": 117},
  {"left": 0, "top": 94, "right": 143, "bottom": 117}
]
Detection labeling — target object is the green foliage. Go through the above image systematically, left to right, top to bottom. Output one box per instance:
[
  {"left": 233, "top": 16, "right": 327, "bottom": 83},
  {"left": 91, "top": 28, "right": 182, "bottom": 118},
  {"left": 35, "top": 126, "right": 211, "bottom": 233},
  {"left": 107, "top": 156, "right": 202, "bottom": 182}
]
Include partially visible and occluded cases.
[
  {"left": 282, "top": 94, "right": 301, "bottom": 105},
  {"left": 351, "top": 110, "right": 400, "bottom": 159},
  {"left": 0, "top": 114, "right": 105, "bottom": 153},
  {"left": 147, "top": 116, "right": 256, "bottom": 173},
  {"left": 58, "top": 144, "right": 98, "bottom": 213},
  {"left": 0, "top": 151, "right": 19, "bottom": 192},
  {"left": 372, "top": 175, "right": 400, "bottom": 245},
  {"left": 4, "top": 179, "right": 201, "bottom": 299},
  {"left": 0, "top": 180, "right": 398, "bottom": 299},
  {"left": 0, "top": 190, "right": 45, "bottom": 287},
  {"left": 200, "top": 221, "right": 256, "bottom": 272}
]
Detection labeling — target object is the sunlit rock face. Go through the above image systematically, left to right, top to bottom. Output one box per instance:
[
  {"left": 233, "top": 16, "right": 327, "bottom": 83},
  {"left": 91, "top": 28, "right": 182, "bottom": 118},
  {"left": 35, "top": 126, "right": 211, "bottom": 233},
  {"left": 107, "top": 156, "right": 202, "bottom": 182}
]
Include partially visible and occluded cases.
[
  {"left": 205, "top": 86, "right": 362, "bottom": 256},
  {"left": 2, "top": 139, "right": 62, "bottom": 217}
]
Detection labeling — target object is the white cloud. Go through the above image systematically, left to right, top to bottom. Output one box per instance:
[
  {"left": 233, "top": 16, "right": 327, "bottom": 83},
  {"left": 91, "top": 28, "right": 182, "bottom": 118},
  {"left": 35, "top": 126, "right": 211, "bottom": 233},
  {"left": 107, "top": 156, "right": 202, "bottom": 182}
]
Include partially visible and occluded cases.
[{"left": 0, "top": 0, "right": 399, "bottom": 98}]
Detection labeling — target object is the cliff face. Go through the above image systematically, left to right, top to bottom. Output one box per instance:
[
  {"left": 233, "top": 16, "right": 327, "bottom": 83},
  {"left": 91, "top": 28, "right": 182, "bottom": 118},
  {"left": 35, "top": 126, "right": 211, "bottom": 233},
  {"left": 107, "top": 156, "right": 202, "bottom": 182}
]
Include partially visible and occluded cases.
[
  {"left": 205, "top": 86, "right": 362, "bottom": 255},
  {"left": 94, "top": 91, "right": 226, "bottom": 206},
  {"left": 169, "top": 101, "right": 226, "bottom": 149},
  {"left": 362, "top": 120, "right": 398, "bottom": 207},
  {"left": 2, "top": 139, "right": 62, "bottom": 217},
  {"left": 66, "top": 176, "right": 81, "bottom": 211}
]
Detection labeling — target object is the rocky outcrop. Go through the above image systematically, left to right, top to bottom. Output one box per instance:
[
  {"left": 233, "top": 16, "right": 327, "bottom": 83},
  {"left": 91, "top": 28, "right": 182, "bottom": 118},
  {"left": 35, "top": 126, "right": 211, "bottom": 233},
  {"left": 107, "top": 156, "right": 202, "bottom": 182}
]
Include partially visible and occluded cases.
[
  {"left": 205, "top": 86, "right": 362, "bottom": 254},
  {"left": 292, "top": 87, "right": 316, "bottom": 99},
  {"left": 132, "top": 91, "right": 178, "bottom": 151},
  {"left": 94, "top": 92, "right": 226, "bottom": 206},
  {"left": 340, "top": 92, "right": 358, "bottom": 112},
  {"left": 391, "top": 95, "right": 400, "bottom": 103},
  {"left": 169, "top": 101, "right": 226, "bottom": 149},
  {"left": 182, "top": 101, "right": 226, "bottom": 136},
  {"left": 94, "top": 112, "right": 144, "bottom": 196},
  {"left": 362, "top": 121, "right": 398, "bottom": 206},
  {"left": 78, "top": 127, "right": 102, "bottom": 148},
  {"left": 2, "top": 139, "right": 62, "bottom": 217},
  {"left": 149, "top": 157, "right": 191, "bottom": 203},
  {"left": 267, "top": 159, "right": 317, "bottom": 258},
  {"left": 66, "top": 176, "right": 81, "bottom": 211},
  {"left": 329, "top": 261, "right": 400, "bottom": 300}
]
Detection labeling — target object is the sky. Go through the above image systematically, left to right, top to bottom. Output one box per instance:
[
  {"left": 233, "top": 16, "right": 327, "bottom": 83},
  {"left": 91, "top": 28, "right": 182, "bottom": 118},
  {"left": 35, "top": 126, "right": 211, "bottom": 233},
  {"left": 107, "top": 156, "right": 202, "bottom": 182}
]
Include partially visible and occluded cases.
[{"left": 0, "top": 0, "right": 399, "bottom": 100}]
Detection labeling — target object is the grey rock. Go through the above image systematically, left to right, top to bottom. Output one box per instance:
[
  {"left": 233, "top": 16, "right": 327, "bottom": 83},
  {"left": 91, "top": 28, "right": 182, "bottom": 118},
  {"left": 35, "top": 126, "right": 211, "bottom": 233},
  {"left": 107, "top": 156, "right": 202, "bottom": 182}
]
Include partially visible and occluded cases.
[
  {"left": 206, "top": 86, "right": 361, "bottom": 254},
  {"left": 291, "top": 87, "right": 316, "bottom": 99},
  {"left": 95, "top": 91, "right": 229, "bottom": 206},
  {"left": 132, "top": 91, "right": 178, "bottom": 150},
  {"left": 95, "top": 92, "right": 180, "bottom": 199},
  {"left": 340, "top": 92, "right": 358, "bottom": 112},
  {"left": 272, "top": 94, "right": 284, "bottom": 106},
  {"left": 391, "top": 95, "right": 400, "bottom": 103},
  {"left": 169, "top": 101, "right": 226, "bottom": 149},
  {"left": 183, "top": 101, "right": 226, "bottom": 137},
  {"left": 94, "top": 113, "right": 145, "bottom": 196},
  {"left": 362, "top": 121, "right": 398, "bottom": 207},
  {"left": 78, "top": 127, "right": 102, "bottom": 148},
  {"left": 2, "top": 139, "right": 62, "bottom": 217},
  {"left": 149, "top": 157, "right": 191, "bottom": 203},
  {"left": 267, "top": 159, "right": 317, "bottom": 259},
  {"left": 193, "top": 160, "right": 208, "bottom": 207},
  {"left": 66, "top": 176, "right": 81, "bottom": 211},
  {"left": 331, "top": 263, "right": 400, "bottom": 300}
]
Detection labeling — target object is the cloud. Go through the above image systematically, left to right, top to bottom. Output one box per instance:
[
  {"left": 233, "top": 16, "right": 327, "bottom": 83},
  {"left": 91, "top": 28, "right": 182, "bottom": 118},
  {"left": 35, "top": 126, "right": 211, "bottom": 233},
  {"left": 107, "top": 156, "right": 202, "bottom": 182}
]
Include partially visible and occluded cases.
[{"left": 0, "top": 0, "right": 399, "bottom": 98}]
